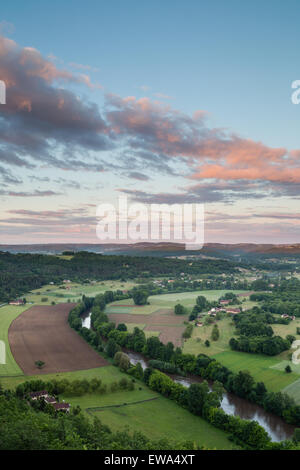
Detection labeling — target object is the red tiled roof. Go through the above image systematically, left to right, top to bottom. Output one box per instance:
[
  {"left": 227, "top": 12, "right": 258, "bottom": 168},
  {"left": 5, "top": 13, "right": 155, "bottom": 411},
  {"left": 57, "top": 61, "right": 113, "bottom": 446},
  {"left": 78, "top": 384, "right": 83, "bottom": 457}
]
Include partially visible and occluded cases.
[
  {"left": 29, "top": 390, "right": 48, "bottom": 398},
  {"left": 53, "top": 402, "right": 70, "bottom": 410}
]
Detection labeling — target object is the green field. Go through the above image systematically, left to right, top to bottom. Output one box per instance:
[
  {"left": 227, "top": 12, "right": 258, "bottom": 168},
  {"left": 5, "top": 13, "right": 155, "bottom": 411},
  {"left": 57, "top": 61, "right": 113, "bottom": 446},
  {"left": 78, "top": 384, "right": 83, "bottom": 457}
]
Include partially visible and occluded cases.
[
  {"left": 26, "top": 280, "right": 137, "bottom": 305},
  {"left": 109, "top": 289, "right": 249, "bottom": 313},
  {"left": 147, "top": 290, "right": 247, "bottom": 309},
  {"left": 105, "top": 303, "right": 160, "bottom": 315},
  {"left": 0, "top": 304, "right": 30, "bottom": 377},
  {"left": 183, "top": 317, "right": 236, "bottom": 356},
  {"left": 272, "top": 317, "right": 300, "bottom": 338},
  {"left": 125, "top": 323, "right": 146, "bottom": 332},
  {"left": 144, "top": 330, "right": 161, "bottom": 338},
  {"left": 212, "top": 351, "right": 300, "bottom": 392},
  {"left": 270, "top": 360, "right": 300, "bottom": 374},
  {"left": 0, "top": 362, "right": 238, "bottom": 449},
  {"left": 0, "top": 365, "right": 124, "bottom": 390},
  {"left": 283, "top": 378, "right": 300, "bottom": 404},
  {"left": 61, "top": 380, "right": 238, "bottom": 450},
  {"left": 90, "top": 396, "right": 239, "bottom": 449}
]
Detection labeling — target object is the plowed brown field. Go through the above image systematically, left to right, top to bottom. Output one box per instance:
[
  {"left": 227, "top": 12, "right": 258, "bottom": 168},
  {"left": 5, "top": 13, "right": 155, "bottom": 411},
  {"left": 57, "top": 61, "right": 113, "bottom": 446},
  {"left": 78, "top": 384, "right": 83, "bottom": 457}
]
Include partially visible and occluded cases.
[{"left": 8, "top": 303, "right": 108, "bottom": 375}]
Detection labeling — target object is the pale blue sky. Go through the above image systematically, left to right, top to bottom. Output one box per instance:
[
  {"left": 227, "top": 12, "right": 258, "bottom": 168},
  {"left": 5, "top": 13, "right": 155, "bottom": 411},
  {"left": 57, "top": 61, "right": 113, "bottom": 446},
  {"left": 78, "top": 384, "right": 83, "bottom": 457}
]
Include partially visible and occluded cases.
[{"left": 0, "top": 0, "right": 300, "bottom": 244}]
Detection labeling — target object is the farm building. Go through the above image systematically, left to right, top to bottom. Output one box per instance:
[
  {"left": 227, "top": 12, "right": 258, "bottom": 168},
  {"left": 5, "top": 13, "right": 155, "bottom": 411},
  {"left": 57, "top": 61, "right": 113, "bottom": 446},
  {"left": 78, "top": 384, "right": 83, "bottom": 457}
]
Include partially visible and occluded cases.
[
  {"left": 9, "top": 299, "right": 24, "bottom": 306},
  {"left": 226, "top": 308, "right": 241, "bottom": 315},
  {"left": 281, "top": 314, "right": 296, "bottom": 320},
  {"left": 28, "top": 390, "right": 70, "bottom": 411},
  {"left": 29, "top": 390, "right": 49, "bottom": 400},
  {"left": 44, "top": 396, "right": 57, "bottom": 405},
  {"left": 53, "top": 402, "right": 71, "bottom": 413}
]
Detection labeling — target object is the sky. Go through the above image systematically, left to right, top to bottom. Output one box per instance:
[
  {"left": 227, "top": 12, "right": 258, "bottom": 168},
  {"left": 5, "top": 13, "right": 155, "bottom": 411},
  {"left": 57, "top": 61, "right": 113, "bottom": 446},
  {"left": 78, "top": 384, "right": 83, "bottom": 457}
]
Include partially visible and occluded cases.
[{"left": 0, "top": 0, "right": 300, "bottom": 245}]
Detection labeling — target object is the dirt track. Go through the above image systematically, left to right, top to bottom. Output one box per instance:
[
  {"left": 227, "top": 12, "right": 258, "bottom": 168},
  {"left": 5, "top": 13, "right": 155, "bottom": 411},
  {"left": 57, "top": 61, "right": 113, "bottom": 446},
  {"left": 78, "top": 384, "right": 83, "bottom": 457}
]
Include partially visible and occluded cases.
[{"left": 8, "top": 303, "right": 108, "bottom": 375}]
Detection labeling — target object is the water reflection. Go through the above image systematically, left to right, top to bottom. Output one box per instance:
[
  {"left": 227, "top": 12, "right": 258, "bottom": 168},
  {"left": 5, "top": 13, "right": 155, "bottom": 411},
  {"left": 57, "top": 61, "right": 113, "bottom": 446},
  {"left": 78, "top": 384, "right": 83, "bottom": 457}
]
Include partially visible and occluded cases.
[
  {"left": 81, "top": 312, "right": 91, "bottom": 329},
  {"left": 127, "top": 352, "right": 295, "bottom": 442}
]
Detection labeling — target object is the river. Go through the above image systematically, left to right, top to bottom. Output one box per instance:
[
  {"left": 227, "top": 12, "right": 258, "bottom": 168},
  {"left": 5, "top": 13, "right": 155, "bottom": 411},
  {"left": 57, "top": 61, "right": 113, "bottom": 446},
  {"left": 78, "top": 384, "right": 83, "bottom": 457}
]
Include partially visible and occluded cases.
[
  {"left": 81, "top": 312, "right": 295, "bottom": 442},
  {"left": 127, "top": 350, "right": 295, "bottom": 442}
]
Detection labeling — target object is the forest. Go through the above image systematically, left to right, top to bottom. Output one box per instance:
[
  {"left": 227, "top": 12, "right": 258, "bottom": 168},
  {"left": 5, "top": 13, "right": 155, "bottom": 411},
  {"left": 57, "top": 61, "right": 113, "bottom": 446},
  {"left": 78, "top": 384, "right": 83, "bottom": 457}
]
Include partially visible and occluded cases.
[{"left": 0, "top": 251, "right": 238, "bottom": 302}]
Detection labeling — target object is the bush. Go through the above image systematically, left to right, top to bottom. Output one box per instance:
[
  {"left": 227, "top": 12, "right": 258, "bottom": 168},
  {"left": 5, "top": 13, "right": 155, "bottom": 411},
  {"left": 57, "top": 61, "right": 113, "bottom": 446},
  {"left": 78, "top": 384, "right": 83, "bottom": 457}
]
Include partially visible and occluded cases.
[
  {"left": 175, "top": 304, "right": 186, "bottom": 315},
  {"left": 285, "top": 365, "right": 292, "bottom": 373}
]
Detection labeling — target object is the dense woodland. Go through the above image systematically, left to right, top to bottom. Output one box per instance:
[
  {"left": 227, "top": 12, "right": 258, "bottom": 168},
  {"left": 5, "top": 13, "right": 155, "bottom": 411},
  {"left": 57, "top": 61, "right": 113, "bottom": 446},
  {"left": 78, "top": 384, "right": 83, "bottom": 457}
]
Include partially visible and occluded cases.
[
  {"left": 0, "top": 251, "right": 239, "bottom": 302},
  {"left": 251, "top": 278, "right": 300, "bottom": 317},
  {"left": 229, "top": 308, "right": 294, "bottom": 356}
]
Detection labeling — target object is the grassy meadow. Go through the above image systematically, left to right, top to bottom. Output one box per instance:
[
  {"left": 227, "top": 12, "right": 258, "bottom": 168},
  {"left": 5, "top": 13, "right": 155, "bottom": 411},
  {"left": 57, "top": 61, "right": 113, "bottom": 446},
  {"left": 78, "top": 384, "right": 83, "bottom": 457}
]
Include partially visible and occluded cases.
[
  {"left": 25, "top": 280, "right": 137, "bottom": 305},
  {"left": 0, "top": 304, "right": 31, "bottom": 377},
  {"left": 183, "top": 316, "right": 236, "bottom": 356},
  {"left": 212, "top": 351, "right": 300, "bottom": 392},
  {"left": 0, "top": 362, "right": 239, "bottom": 450},
  {"left": 90, "top": 396, "right": 240, "bottom": 449}
]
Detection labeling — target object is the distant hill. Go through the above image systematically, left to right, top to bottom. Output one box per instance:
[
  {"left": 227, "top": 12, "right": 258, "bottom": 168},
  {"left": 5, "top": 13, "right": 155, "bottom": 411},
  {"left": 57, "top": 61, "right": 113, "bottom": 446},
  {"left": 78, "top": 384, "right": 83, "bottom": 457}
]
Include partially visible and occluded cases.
[{"left": 1, "top": 242, "right": 300, "bottom": 255}]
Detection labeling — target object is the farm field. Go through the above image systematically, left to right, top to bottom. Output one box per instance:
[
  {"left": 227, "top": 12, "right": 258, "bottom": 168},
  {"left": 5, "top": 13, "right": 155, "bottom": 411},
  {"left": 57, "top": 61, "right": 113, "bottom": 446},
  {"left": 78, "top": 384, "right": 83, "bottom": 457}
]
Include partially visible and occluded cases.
[
  {"left": 26, "top": 280, "right": 137, "bottom": 305},
  {"left": 109, "top": 289, "right": 250, "bottom": 310},
  {"left": 106, "top": 290, "right": 252, "bottom": 349},
  {"left": 8, "top": 303, "right": 108, "bottom": 375},
  {"left": 0, "top": 304, "right": 31, "bottom": 377},
  {"left": 106, "top": 306, "right": 186, "bottom": 348},
  {"left": 183, "top": 316, "right": 237, "bottom": 356},
  {"left": 272, "top": 317, "right": 300, "bottom": 337},
  {"left": 212, "top": 351, "right": 300, "bottom": 392},
  {"left": 0, "top": 360, "right": 238, "bottom": 449},
  {"left": 271, "top": 360, "right": 300, "bottom": 374},
  {"left": 0, "top": 365, "right": 123, "bottom": 390},
  {"left": 283, "top": 378, "right": 300, "bottom": 404},
  {"left": 89, "top": 395, "right": 239, "bottom": 449}
]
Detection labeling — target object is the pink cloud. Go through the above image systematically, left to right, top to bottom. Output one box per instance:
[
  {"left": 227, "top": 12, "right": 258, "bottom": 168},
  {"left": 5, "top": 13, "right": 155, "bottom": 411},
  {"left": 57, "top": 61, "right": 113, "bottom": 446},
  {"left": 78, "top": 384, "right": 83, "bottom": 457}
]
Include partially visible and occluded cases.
[{"left": 106, "top": 94, "right": 300, "bottom": 184}]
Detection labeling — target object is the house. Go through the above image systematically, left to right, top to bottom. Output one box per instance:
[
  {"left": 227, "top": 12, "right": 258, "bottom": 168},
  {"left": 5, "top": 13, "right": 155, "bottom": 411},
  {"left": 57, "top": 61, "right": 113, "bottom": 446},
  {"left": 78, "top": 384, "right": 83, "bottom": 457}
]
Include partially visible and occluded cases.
[
  {"left": 9, "top": 299, "right": 24, "bottom": 306},
  {"left": 220, "top": 300, "right": 230, "bottom": 305},
  {"left": 226, "top": 308, "right": 241, "bottom": 315},
  {"left": 207, "top": 310, "right": 217, "bottom": 316},
  {"left": 281, "top": 314, "right": 296, "bottom": 321},
  {"left": 196, "top": 322, "right": 203, "bottom": 327},
  {"left": 29, "top": 390, "right": 49, "bottom": 400},
  {"left": 44, "top": 396, "right": 57, "bottom": 405},
  {"left": 53, "top": 402, "right": 71, "bottom": 413}
]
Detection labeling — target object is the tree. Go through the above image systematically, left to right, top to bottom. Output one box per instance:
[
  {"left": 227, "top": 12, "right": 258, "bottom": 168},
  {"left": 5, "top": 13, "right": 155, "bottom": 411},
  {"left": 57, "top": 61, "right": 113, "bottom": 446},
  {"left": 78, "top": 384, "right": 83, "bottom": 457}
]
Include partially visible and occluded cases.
[
  {"left": 132, "top": 289, "right": 149, "bottom": 306},
  {"left": 196, "top": 296, "right": 208, "bottom": 311},
  {"left": 174, "top": 304, "right": 185, "bottom": 315},
  {"left": 117, "top": 323, "right": 127, "bottom": 332},
  {"left": 211, "top": 324, "right": 220, "bottom": 341},
  {"left": 106, "top": 338, "right": 120, "bottom": 358},
  {"left": 205, "top": 340, "right": 210, "bottom": 347},
  {"left": 114, "top": 351, "right": 130, "bottom": 372},
  {"left": 35, "top": 360, "right": 45, "bottom": 369},
  {"left": 285, "top": 365, "right": 292, "bottom": 373},
  {"left": 232, "top": 370, "right": 254, "bottom": 398},
  {"left": 187, "top": 382, "right": 210, "bottom": 416},
  {"left": 292, "top": 428, "right": 300, "bottom": 443}
]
